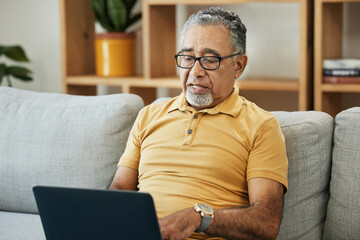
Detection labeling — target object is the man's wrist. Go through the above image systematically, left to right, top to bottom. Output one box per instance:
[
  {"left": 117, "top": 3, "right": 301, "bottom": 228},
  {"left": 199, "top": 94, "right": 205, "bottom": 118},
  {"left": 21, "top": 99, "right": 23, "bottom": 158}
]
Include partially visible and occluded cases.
[
  {"left": 194, "top": 203, "right": 214, "bottom": 232},
  {"left": 191, "top": 207, "right": 202, "bottom": 231}
]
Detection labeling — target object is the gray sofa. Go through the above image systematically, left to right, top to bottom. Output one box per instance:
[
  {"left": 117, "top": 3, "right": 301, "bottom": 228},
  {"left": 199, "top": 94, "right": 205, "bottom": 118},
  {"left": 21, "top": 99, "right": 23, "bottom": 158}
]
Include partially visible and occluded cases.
[{"left": 0, "top": 87, "right": 359, "bottom": 239}]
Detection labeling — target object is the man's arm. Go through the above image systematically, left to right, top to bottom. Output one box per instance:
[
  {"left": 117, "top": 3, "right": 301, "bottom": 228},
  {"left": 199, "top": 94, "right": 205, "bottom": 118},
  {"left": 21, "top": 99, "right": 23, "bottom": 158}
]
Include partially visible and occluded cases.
[
  {"left": 109, "top": 166, "right": 138, "bottom": 190},
  {"left": 159, "top": 177, "right": 284, "bottom": 240},
  {"left": 207, "top": 178, "right": 284, "bottom": 239}
]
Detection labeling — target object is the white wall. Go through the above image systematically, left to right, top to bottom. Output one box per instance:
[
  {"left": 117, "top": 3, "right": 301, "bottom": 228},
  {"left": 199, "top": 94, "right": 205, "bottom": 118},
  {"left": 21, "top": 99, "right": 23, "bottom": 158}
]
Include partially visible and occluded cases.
[
  {"left": 0, "top": 0, "right": 61, "bottom": 93},
  {"left": 342, "top": 3, "right": 360, "bottom": 108},
  {"left": 343, "top": 3, "right": 360, "bottom": 58}
]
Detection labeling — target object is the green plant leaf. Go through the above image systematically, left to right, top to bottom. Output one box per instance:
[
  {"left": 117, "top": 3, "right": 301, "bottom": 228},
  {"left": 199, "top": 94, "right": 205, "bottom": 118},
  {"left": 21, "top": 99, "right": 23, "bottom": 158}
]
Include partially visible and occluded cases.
[
  {"left": 91, "top": 0, "right": 141, "bottom": 32},
  {"left": 92, "top": 0, "right": 114, "bottom": 31},
  {"left": 108, "top": 0, "right": 127, "bottom": 32},
  {"left": 123, "top": 0, "right": 137, "bottom": 13},
  {"left": 128, "top": 12, "right": 141, "bottom": 28},
  {"left": 0, "top": 45, "right": 30, "bottom": 62},
  {"left": 0, "top": 46, "right": 5, "bottom": 58},
  {"left": 0, "top": 63, "right": 6, "bottom": 85},
  {"left": 7, "top": 66, "right": 33, "bottom": 81}
]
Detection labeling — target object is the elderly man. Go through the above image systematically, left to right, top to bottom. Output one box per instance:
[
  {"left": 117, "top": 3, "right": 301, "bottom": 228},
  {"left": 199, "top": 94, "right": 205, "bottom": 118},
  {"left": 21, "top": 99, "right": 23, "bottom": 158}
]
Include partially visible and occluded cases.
[{"left": 110, "top": 7, "right": 288, "bottom": 240}]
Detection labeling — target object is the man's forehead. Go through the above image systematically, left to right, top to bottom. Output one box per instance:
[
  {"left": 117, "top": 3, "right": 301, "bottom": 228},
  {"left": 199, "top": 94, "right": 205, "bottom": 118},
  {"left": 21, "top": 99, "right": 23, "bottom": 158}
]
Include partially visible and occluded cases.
[
  {"left": 181, "top": 25, "right": 232, "bottom": 55},
  {"left": 179, "top": 47, "right": 220, "bottom": 56}
]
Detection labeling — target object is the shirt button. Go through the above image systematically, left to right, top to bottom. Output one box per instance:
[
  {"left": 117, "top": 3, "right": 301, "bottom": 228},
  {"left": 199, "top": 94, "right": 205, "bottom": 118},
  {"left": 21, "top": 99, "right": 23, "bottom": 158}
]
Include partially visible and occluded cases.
[
  {"left": 194, "top": 115, "right": 198, "bottom": 119},
  {"left": 188, "top": 129, "right": 193, "bottom": 134}
]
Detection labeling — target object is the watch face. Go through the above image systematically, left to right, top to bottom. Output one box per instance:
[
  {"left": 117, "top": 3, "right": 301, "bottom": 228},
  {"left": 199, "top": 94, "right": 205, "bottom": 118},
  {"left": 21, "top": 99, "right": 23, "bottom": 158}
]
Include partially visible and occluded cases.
[{"left": 198, "top": 203, "right": 213, "bottom": 214}]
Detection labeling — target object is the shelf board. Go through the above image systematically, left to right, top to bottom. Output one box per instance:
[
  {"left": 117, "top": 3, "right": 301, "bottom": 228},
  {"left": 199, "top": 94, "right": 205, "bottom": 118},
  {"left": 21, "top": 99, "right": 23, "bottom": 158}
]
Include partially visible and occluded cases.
[
  {"left": 148, "top": 0, "right": 300, "bottom": 4},
  {"left": 319, "top": 0, "right": 360, "bottom": 2},
  {"left": 66, "top": 75, "right": 298, "bottom": 91},
  {"left": 66, "top": 75, "right": 181, "bottom": 88},
  {"left": 67, "top": 75, "right": 144, "bottom": 86},
  {"left": 321, "top": 83, "right": 360, "bottom": 92}
]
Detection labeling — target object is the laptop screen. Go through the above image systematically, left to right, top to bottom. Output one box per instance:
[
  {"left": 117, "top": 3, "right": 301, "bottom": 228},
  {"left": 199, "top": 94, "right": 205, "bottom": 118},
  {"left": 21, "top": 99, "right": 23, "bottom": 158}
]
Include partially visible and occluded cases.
[{"left": 33, "top": 186, "right": 162, "bottom": 240}]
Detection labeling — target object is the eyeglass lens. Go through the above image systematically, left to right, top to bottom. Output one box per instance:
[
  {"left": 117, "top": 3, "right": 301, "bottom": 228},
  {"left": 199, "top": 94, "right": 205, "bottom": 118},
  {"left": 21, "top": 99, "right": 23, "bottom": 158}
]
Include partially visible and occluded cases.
[{"left": 177, "top": 56, "right": 220, "bottom": 70}]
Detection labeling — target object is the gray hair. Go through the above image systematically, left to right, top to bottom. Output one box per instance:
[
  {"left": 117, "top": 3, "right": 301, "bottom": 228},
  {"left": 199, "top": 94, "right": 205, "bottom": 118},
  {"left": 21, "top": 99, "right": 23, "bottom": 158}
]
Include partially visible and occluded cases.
[{"left": 180, "top": 7, "right": 247, "bottom": 55}]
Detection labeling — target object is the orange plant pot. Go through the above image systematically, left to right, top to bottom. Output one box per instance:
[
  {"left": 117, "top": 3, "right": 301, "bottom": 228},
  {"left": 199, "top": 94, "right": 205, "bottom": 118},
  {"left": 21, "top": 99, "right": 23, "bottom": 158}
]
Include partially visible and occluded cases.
[{"left": 95, "top": 32, "right": 136, "bottom": 76}]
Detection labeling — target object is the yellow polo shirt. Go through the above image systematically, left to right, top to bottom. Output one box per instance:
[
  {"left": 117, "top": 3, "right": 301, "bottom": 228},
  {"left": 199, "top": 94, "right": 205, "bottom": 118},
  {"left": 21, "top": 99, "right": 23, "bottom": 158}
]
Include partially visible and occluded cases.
[{"left": 118, "top": 86, "right": 288, "bottom": 221}]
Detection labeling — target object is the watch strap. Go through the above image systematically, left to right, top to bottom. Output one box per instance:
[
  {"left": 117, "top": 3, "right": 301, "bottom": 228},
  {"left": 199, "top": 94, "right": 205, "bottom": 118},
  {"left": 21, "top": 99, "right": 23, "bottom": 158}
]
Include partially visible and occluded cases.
[{"left": 198, "top": 215, "right": 212, "bottom": 232}]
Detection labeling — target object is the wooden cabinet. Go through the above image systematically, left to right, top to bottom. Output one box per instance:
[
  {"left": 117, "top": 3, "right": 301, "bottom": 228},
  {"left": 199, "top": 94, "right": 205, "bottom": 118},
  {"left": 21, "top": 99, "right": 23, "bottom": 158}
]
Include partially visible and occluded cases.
[
  {"left": 60, "top": 0, "right": 313, "bottom": 109},
  {"left": 314, "top": 0, "right": 360, "bottom": 117}
]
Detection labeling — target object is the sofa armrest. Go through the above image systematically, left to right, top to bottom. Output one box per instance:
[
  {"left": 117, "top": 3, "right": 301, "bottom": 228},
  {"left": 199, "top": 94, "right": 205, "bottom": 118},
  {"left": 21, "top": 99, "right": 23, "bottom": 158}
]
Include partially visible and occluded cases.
[
  {"left": 324, "top": 107, "right": 360, "bottom": 239},
  {"left": 272, "top": 111, "right": 334, "bottom": 240}
]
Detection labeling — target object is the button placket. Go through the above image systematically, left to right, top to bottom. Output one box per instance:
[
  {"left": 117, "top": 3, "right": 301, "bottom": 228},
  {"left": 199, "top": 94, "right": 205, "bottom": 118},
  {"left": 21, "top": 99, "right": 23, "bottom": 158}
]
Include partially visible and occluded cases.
[
  {"left": 183, "top": 112, "right": 202, "bottom": 145},
  {"left": 189, "top": 113, "right": 200, "bottom": 135}
]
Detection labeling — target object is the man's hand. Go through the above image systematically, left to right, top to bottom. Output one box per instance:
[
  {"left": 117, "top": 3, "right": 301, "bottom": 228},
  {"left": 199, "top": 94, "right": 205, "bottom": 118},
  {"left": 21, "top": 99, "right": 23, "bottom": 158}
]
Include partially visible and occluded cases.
[{"left": 158, "top": 207, "right": 202, "bottom": 240}]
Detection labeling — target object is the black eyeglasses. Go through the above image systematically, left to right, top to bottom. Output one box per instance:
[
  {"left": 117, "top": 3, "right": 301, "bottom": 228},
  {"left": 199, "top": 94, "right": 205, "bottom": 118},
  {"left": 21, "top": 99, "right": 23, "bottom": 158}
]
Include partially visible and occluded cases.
[{"left": 174, "top": 53, "right": 242, "bottom": 70}]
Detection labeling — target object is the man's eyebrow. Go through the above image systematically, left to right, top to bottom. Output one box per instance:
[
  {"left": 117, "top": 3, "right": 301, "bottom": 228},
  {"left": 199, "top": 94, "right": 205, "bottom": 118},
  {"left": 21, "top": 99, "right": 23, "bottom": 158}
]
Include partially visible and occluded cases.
[
  {"left": 177, "top": 48, "right": 220, "bottom": 56},
  {"left": 178, "top": 48, "right": 193, "bottom": 54},
  {"left": 203, "top": 48, "right": 220, "bottom": 56}
]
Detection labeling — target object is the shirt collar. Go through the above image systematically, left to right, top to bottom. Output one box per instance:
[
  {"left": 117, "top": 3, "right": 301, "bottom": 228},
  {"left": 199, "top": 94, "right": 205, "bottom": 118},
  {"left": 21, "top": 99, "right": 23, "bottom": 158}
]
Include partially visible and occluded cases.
[{"left": 168, "top": 86, "right": 243, "bottom": 117}]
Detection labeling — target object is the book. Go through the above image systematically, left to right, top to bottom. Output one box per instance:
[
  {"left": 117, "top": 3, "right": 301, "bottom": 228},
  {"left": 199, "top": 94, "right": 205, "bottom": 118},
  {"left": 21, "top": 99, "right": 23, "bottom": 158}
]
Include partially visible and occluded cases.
[
  {"left": 323, "top": 59, "right": 360, "bottom": 70},
  {"left": 323, "top": 69, "right": 360, "bottom": 76},
  {"left": 323, "top": 76, "right": 360, "bottom": 84}
]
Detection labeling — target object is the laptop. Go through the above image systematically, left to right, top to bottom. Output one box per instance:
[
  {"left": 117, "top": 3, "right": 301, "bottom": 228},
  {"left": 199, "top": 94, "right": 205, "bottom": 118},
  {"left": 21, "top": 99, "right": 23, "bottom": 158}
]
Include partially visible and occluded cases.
[{"left": 33, "top": 186, "right": 162, "bottom": 240}]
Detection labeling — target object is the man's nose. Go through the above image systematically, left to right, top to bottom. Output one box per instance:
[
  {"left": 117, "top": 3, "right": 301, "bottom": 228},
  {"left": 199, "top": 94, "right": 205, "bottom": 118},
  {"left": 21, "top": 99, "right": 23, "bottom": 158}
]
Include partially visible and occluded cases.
[{"left": 190, "top": 59, "right": 206, "bottom": 77}]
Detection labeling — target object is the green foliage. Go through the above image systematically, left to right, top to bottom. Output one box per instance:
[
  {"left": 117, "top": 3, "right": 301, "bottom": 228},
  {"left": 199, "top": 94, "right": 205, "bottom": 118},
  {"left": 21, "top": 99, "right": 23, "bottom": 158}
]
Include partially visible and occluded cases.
[
  {"left": 91, "top": 0, "right": 141, "bottom": 32},
  {"left": 0, "top": 45, "right": 33, "bottom": 87}
]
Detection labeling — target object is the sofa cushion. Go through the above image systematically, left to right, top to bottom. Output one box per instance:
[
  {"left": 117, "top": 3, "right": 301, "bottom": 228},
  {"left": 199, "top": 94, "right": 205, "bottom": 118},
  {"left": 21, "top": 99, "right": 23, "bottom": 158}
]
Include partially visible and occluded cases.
[
  {"left": 0, "top": 87, "right": 144, "bottom": 214},
  {"left": 323, "top": 107, "right": 360, "bottom": 239},
  {"left": 272, "top": 111, "right": 334, "bottom": 240},
  {"left": 0, "top": 211, "right": 45, "bottom": 240}
]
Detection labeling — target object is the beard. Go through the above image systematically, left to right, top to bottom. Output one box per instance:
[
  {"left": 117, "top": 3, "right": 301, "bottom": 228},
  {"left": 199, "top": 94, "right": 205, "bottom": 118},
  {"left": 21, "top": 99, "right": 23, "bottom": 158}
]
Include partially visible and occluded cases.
[{"left": 185, "top": 88, "right": 213, "bottom": 109}]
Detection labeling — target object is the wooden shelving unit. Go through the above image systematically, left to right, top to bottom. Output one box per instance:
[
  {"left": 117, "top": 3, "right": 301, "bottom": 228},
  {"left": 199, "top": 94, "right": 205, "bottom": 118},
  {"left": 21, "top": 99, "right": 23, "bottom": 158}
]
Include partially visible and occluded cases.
[
  {"left": 60, "top": 0, "right": 313, "bottom": 109},
  {"left": 314, "top": 0, "right": 360, "bottom": 117}
]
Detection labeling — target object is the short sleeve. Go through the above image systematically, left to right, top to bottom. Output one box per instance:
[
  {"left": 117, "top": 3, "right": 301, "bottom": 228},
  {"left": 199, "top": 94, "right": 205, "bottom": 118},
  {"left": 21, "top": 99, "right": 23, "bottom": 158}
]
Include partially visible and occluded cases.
[{"left": 246, "top": 117, "right": 288, "bottom": 192}]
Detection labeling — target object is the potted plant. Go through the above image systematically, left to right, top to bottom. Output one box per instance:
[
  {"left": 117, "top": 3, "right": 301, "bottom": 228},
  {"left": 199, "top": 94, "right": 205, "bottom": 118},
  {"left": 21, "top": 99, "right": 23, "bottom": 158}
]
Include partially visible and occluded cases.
[
  {"left": 92, "top": 0, "right": 141, "bottom": 77},
  {"left": 0, "top": 45, "right": 32, "bottom": 87}
]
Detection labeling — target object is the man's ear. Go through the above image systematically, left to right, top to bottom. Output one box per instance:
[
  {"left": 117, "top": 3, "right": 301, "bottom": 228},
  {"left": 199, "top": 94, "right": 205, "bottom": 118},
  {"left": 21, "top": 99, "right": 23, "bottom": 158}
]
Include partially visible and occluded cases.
[{"left": 234, "top": 55, "right": 248, "bottom": 79}]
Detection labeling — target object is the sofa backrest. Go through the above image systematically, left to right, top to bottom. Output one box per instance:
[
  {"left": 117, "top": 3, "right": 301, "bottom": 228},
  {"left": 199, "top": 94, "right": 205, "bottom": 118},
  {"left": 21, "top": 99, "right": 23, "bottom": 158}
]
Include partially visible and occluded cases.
[
  {"left": 0, "top": 87, "right": 144, "bottom": 214},
  {"left": 323, "top": 107, "right": 360, "bottom": 239},
  {"left": 273, "top": 111, "right": 334, "bottom": 240}
]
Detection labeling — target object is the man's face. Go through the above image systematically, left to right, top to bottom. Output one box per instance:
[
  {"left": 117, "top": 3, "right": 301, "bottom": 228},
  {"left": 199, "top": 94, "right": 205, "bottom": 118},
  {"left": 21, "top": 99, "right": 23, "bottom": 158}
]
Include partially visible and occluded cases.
[{"left": 179, "top": 25, "right": 247, "bottom": 111}]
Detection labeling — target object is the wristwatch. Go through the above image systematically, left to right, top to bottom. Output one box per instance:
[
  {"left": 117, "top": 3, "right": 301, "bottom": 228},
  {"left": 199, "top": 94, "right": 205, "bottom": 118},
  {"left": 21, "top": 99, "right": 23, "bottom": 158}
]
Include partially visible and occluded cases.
[{"left": 194, "top": 203, "right": 214, "bottom": 232}]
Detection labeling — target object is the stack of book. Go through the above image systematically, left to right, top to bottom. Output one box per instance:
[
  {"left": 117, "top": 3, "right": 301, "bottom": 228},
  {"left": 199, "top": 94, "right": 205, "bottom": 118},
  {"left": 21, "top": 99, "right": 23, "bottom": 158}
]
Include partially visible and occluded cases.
[{"left": 323, "top": 59, "right": 360, "bottom": 84}]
